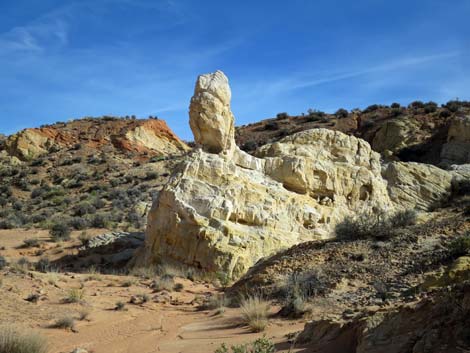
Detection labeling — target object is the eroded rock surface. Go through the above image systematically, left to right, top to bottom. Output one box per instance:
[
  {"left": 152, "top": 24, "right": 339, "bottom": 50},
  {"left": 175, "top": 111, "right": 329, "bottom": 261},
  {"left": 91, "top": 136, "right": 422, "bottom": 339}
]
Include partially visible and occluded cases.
[
  {"left": 137, "top": 71, "right": 394, "bottom": 278},
  {"left": 382, "top": 161, "right": 453, "bottom": 210}
]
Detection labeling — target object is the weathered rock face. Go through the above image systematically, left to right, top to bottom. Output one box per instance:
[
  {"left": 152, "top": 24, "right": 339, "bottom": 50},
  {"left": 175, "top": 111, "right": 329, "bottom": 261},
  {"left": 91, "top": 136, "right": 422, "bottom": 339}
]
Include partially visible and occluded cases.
[
  {"left": 137, "top": 71, "right": 393, "bottom": 278},
  {"left": 189, "top": 71, "right": 235, "bottom": 154},
  {"left": 441, "top": 116, "right": 470, "bottom": 165},
  {"left": 371, "top": 117, "right": 421, "bottom": 155},
  {"left": 5, "top": 118, "right": 188, "bottom": 160},
  {"left": 5, "top": 128, "right": 57, "bottom": 160},
  {"left": 382, "top": 161, "right": 453, "bottom": 210},
  {"left": 297, "top": 284, "right": 470, "bottom": 353}
]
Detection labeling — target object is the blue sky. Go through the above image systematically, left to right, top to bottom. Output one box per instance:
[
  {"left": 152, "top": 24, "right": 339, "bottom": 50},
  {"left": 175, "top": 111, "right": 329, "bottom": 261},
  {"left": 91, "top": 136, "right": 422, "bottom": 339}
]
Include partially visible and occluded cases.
[{"left": 0, "top": 0, "right": 469, "bottom": 140}]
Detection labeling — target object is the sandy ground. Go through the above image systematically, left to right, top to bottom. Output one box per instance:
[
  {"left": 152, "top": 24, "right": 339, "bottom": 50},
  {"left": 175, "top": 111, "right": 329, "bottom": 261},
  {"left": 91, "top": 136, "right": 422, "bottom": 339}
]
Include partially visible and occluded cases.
[{"left": 0, "top": 229, "right": 307, "bottom": 353}]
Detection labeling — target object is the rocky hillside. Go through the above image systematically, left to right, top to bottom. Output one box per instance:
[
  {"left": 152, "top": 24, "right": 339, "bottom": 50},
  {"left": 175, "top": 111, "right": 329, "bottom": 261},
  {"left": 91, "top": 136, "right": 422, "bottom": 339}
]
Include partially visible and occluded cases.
[
  {"left": 236, "top": 101, "right": 470, "bottom": 167},
  {"left": 0, "top": 117, "right": 188, "bottom": 231}
]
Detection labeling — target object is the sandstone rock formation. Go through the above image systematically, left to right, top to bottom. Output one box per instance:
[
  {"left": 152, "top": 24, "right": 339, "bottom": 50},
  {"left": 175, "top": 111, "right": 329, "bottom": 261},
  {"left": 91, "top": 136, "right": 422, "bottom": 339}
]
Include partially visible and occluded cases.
[
  {"left": 189, "top": 70, "right": 236, "bottom": 154},
  {"left": 137, "top": 71, "right": 394, "bottom": 278},
  {"left": 441, "top": 116, "right": 470, "bottom": 165},
  {"left": 371, "top": 117, "right": 421, "bottom": 155},
  {"left": 5, "top": 118, "right": 188, "bottom": 160},
  {"left": 382, "top": 161, "right": 453, "bottom": 210}
]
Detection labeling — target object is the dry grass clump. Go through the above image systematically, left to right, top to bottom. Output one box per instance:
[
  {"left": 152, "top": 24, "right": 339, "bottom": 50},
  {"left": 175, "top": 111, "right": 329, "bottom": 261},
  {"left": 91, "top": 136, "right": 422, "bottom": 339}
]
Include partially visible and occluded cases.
[
  {"left": 151, "top": 276, "right": 175, "bottom": 292},
  {"left": 121, "top": 278, "right": 137, "bottom": 287},
  {"left": 63, "top": 288, "right": 85, "bottom": 303},
  {"left": 199, "top": 294, "right": 230, "bottom": 311},
  {"left": 240, "top": 296, "right": 270, "bottom": 332},
  {"left": 115, "top": 301, "right": 126, "bottom": 311},
  {"left": 77, "top": 307, "right": 92, "bottom": 321},
  {"left": 52, "top": 316, "right": 75, "bottom": 330},
  {"left": 0, "top": 327, "right": 48, "bottom": 353}
]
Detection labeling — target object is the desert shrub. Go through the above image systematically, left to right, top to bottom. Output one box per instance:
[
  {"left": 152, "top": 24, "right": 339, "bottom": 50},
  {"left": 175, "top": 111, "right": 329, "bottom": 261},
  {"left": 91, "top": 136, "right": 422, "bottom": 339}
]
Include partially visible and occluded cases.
[
  {"left": 409, "top": 100, "right": 425, "bottom": 109},
  {"left": 445, "top": 100, "right": 460, "bottom": 113},
  {"left": 424, "top": 101, "right": 438, "bottom": 113},
  {"left": 390, "top": 102, "right": 401, "bottom": 108},
  {"left": 363, "top": 104, "right": 380, "bottom": 113},
  {"left": 390, "top": 107, "right": 402, "bottom": 117},
  {"left": 335, "top": 108, "right": 348, "bottom": 118},
  {"left": 439, "top": 109, "right": 452, "bottom": 118},
  {"left": 276, "top": 112, "right": 289, "bottom": 119},
  {"left": 264, "top": 121, "right": 279, "bottom": 130},
  {"left": 242, "top": 141, "right": 258, "bottom": 151},
  {"left": 144, "top": 171, "right": 158, "bottom": 180},
  {"left": 453, "top": 179, "right": 470, "bottom": 197},
  {"left": 0, "top": 197, "right": 7, "bottom": 207},
  {"left": 92, "top": 198, "right": 106, "bottom": 209},
  {"left": 73, "top": 202, "right": 96, "bottom": 217},
  {"left": 389, "top": 209, "right": 417, "bottom": 227},
  {"left": 334, "top": 210, "right": 415, "bottom": 241},
  {"left": 90, "top": 213, "right": 111, "bottom": 228},
  {"left": 69, "top": 217, "right": 89, "bottom": 230},
  {"left": 49, "top": 223, "right": 71, "bottom": 241},
  {"left": 78, "top": 231, "right": 91, "bottom": 246},
  {"left": 447, "top": 233, "right": 470, "bottom": 258},
  {"left": 22, "top": 238, "right": 40, "bottom": 248},
  {"left": 0, "top": 256, "right": 7, "bottom": 269},
  {"left": 35, "top": 258, "right": 51, "bottom": 272},
  {"left": 151, "top": 276, "right": 175, "bottom": 292},
  {"left": 173, "top": 283, "right": 184, "bottom": 292},
  {"left": 63, "top": 288, "right": 84, "bottom": 303},
  {"left": 199, "top": 294, "right": 230, "bottom": 311},
  {"left": 240, "top": 296, "right": 270, "bottom": 332},
  {"left": 115, "top": 301, "right": 126, "bottom": 311},
  {"left": 77, "top": 307, "right": 91, "bottom": 321},
  {"left": 52, "top": 316, "right": 75, "bottom": 330},
  {"left": 0, "top": 327, "right": 48, "bottom": 353},
  {"left": 214, "top": 337, "right": 275, "bottom": 353}
]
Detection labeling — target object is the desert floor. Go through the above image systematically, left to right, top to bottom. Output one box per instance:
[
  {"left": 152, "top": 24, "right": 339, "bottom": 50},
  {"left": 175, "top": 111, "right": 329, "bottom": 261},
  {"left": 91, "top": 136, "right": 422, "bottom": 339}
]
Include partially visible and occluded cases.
[{"left": 0, "top": 229, "right": 308, "bottom": 353}]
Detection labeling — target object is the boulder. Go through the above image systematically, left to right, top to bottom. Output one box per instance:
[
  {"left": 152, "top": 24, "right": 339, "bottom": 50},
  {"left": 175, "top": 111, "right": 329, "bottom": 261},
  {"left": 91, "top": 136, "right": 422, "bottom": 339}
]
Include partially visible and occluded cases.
[
  {"left": 189, "top": 70, "right": 236, "bottom": 154},
  {"left": 136, "top": 71, "right": 393, "bottom": 279},
  {"left": 382, "top": 161, "right": 453, "bottom": 210}
]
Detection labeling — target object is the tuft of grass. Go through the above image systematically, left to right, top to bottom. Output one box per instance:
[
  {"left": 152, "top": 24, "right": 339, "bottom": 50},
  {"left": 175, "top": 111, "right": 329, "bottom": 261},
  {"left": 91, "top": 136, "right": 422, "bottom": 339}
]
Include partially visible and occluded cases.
[
  {"left": 448, "top": 232, "right": 470, "bottom": 258},
  {"left": 22, "top": 238, "right": 40, "bottom": 248},
  {"left": 130, "top": 267, "right": 158, "bottom": 279},
  {"left": 151, "top": 276, "right": 175, "bottom": 292},
  {"left": 121, "top": 279, "right": 136, "bottom": 287},
  {"left": 173, "top": 283, "right": 184, "bottom": 292},
  {"left": 63, "top": 288, "right": 85, "bottom": 303},
  {"left": 25, "top": 293, "right": 40, "bottom": 303},
  {"left": 199, "top": 294, "right": 230, "bottom": 311},
  {"left": 240, "top": 296, "right": 270, "bottom": 332},
  {"left": 115, "top": 301, "right": 126, "bottom": 311},
  {"left": 77, "top": 307, "right": 91, "bottom": 321},
  {"left": 52, "top": 316, "right": 75, "bottom": 330},
  {"left": 0, "top": 327, "right": 48, "bottom": 353}
]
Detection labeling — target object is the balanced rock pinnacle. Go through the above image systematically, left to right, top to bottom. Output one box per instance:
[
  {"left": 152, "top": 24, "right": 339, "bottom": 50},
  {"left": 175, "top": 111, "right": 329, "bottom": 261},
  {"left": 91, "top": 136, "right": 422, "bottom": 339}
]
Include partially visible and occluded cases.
[
  {"left": 135, "top": 70, "right": 396, "bottom": 279},
  {"left": 189, "top": 70, "right": 236, "bottom": 154}
]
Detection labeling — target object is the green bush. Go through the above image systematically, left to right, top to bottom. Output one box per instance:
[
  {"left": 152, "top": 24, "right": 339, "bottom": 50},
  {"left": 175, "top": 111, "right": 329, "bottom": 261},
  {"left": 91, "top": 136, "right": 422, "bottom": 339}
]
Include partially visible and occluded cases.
[{"left": 448, "top": 233, "right": 470, "bottom": 258}]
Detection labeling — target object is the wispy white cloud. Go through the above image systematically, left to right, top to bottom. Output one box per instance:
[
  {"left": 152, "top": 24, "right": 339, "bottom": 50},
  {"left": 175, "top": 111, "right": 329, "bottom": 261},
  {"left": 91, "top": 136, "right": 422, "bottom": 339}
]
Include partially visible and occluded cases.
[{"left": 288, "top": 51, "right": 461, "bottom": 90}]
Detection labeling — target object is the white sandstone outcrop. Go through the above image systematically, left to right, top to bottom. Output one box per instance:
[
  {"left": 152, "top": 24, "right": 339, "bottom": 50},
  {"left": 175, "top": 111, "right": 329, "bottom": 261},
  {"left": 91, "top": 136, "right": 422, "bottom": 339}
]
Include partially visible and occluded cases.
[{"left": 136, "top": 71, "right": 394, "bottom": 278}]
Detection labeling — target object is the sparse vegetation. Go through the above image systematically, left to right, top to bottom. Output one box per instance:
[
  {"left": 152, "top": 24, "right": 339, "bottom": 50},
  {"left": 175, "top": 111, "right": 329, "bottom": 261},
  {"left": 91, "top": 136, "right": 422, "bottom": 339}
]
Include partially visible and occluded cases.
[
  {"left": 335, "top": 209, "right": 417, "bottom": 241},
  {"left": 49, "top": 223, "right": 71, "bottom": 241},
  {"left": 447, "top": 233, "right": 470, "bottom": 258},
  {"left": 151, "top": 276, "right": 175, "bottom": 292},
  {"left": 63, "top": 288, "right": 85, "bottom": 303},
  {"left": 239, "top": 296, "right": 270, "bottom": 332},
  {"left": 115, "top": 301, "right": 126, "bottom": 311},
  {"left": 77, "top": 307, "right": 92, "bottom": 321},
  {"left": 52, "top": 316, "right": 75, "bottom": 330},
  {"left": 0, "top": 327, "right": 48, "bottom": 353},
  {"left": 214, "top": 336, "right": 276, "bottom": 353}
]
